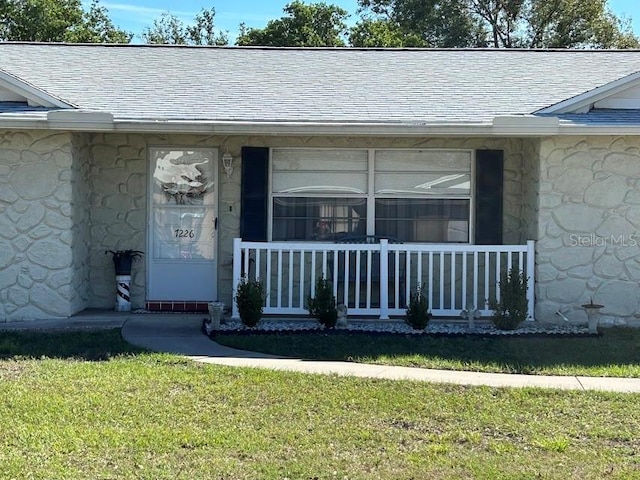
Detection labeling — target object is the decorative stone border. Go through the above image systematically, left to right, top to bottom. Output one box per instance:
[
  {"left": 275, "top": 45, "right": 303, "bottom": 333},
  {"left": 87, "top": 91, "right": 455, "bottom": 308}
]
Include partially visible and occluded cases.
[{"left": 208, "top": 318, "right": 596, "bottom": 338}]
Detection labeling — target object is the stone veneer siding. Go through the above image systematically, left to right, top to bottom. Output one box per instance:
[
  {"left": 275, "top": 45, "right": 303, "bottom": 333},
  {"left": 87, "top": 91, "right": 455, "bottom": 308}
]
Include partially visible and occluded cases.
[
  {"left": 0, "top": 130, "right": 90, "bottom": 321},
  {"left": 7, "top": 130, "right": 640, "bottom": 324},
  {"left": 88, "top": 134, "right": 528, "bottom": 312},
  {"left": 88, "top": 134, "right": 147, "bottom": 309},
  {"left": 535, "top": 136, "right": 640, "bottom": 326}
]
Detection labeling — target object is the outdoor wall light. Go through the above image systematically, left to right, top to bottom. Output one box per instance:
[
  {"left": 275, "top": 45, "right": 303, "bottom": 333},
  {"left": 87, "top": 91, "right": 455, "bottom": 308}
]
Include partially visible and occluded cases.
[{"left": 222, "top": 148, "right": 234, "bottom": 178}]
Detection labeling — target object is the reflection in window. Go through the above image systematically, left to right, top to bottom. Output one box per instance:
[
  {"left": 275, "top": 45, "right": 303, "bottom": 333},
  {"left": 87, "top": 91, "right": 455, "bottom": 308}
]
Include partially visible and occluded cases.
[
  {"left": 270, "top": 149, "right": 473, "bottom": 243},
  {"left": 153, "top": 150, "right": 214, "bottom": 205},
  {"left": 273, "top": 198, "right": 366, "bottom": 241},
  {"left": 375, "top": 199, "right": 470, "bottom": 243}
]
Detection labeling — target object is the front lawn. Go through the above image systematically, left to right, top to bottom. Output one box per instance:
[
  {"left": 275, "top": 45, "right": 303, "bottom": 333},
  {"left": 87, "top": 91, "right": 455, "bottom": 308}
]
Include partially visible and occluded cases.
[
  {"left": 215, "top": 327, "right": 640, "bottom": 378},
  {"left": 1, "top": 329, "right": 640, "bottom": 479}
]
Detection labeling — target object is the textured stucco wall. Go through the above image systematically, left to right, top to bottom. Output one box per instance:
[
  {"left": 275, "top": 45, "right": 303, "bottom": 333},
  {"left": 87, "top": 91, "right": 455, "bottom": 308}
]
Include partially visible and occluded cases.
[
  {"left": 0, "top": 130, "right": 85, "bottom": 321},
  {"left": 8, "top": 130, "right": 640, "bottom": 324},
  {"left": 70, "top": 134, "right": 91, "bottom": 314},
  {"left": 88, "top": 134, "right": 526, "bottom": 309},
  {"left": 88, "top": 134, "right": 147, "bottom": 309},
  {"left": 536, "top": 136, "right": 640, "bottom": 326},
  {"left": 521, "top": 139, "right": 540, "bottom": 244}
]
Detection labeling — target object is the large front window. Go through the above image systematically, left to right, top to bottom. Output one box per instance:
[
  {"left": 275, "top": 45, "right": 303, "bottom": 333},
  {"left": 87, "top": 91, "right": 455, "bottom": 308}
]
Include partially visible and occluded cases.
[{"left": 270, "top": 148, "right": 472, "bottom": 243}]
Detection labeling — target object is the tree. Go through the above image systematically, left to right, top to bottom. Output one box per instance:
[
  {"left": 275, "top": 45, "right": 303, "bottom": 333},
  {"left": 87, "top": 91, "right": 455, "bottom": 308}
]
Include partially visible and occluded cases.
[
  {"left": 0, "top": 0, "right": 131, "bottom": 43},
  {"left": 350, "top": 0, "right": 486, "bottom": 48},
  {"left": 352, "top": 0, "right": 640, "bottom": 48},
  {"left": 469, "top": 0, "right": 639, "bottom": 48},
  {"left": 66, "top": 1, "right": 132, "bottom": 43},
  {"left": 236, "top": 1, "right": 349, "bottom": 47},
  {"left": 140, "top": 7, "right": 228, "bottom": 45},
  {"left": 349, "top": 18, "right": 417, "bottom": 47}
]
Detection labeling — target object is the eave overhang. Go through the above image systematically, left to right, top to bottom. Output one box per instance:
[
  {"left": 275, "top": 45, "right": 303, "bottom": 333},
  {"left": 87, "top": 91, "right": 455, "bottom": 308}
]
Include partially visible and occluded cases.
[
  {"left": 0, "top": 69, "right": 75, "bottom": 109},
  {"left": 537, "top": 71, "right": 640, "bottom": 115},
  {"left": 0, "top": 110, "right": 635, "bottom": 137}
]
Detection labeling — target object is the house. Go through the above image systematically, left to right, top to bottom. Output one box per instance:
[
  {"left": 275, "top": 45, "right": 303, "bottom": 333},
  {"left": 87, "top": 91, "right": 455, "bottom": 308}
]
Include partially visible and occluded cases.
[{"left": 1, "top": 43, "right": 640, "bottom": 326}]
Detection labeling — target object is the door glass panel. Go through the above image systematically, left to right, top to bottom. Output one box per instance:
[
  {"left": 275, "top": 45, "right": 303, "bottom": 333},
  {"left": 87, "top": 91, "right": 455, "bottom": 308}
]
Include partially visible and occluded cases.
[
  {"left": 150, "top": 148, "right": 216, "bottom": 261},
  {"left": 152, "top": 149, "right": 215, "bottom": 206},
  {"left": 153, "top": 207, "right": 215, "bottom": 260}
]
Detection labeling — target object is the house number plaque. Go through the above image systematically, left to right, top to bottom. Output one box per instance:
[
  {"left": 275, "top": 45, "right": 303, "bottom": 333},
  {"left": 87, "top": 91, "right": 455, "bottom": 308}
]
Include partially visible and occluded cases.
[{"left": 175, "top": 229, "right": 196, "bottom": 239}]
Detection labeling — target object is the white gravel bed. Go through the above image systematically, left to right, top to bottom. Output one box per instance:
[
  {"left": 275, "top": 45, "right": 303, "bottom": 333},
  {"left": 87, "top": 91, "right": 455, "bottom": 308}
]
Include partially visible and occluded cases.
[{"left": 210, "top": 318, "right": 592, "bottom": 336}]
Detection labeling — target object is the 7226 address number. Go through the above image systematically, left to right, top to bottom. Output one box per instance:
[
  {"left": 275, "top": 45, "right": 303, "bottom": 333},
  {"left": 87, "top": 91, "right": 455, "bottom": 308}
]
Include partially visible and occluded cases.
[{"left": 175, "top": 229, "right": 195, "bottom": 238}]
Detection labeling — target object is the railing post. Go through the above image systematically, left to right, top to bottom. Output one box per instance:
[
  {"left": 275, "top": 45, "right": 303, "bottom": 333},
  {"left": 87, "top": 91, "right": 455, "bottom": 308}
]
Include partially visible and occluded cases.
[
  {"left": 232, "top": 237, "right": 242, "bottom": 319},
  {"left": 379, "top": 239, "right": 389, "bottom": 320},
  {"left": 526, "top": 240, "right": 535, "bottom": 321}
]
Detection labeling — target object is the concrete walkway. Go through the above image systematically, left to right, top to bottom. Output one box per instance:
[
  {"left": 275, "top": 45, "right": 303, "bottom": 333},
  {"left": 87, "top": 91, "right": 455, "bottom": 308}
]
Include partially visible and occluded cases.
[{"left": 3, "top": 312, "right": 640, "bottom": 393}]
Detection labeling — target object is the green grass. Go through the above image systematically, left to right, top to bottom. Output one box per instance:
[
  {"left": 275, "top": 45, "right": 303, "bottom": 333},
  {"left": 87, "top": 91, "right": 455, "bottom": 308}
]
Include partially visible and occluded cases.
[
  {"left": 215, "top": 327, "right": 640, "bottom": 378},
  {"left": 0, "top": 329, "right": 147, "bottom": 360},
  {"left": 2, "top": 330, "right": 640, "bottom": 479}
]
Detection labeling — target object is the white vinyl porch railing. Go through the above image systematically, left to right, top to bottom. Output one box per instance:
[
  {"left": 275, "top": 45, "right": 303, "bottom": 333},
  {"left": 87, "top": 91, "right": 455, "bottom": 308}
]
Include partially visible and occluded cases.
[{"left": 232, "top": 238, "right": 535, "bottom": 321}]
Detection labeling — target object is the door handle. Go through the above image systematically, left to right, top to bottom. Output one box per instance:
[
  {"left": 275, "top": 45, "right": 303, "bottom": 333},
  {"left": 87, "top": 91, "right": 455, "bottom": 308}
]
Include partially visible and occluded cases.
[{"left": 214, "top": 217, "right": 218, "bottom": 230}]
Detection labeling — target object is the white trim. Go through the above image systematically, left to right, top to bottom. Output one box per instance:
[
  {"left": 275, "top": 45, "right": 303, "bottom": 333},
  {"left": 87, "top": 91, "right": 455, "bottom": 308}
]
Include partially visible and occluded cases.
[
  {"left": 0, "top": 69, "right": 75, "bottom": 108},
  {"left": 536, "top": 71, "right": 640, "bottom": 115},
  {"left": 594, "top": 98, "right": 640, "bottom": 109},
  {"left": 2, "top": 112, "right": 640, "bottom": 136},
  {"left": 267, "top": 148, "right": 274, "bottom": 242},
  {"left": 469, "top": 149, "right": 476, "bottom": 245},
  {"left": 367, "top": 150, "right": 375, "bottom": 236},
  {"left": 232, "top": 239, "right": 535, "bottom": 320}
]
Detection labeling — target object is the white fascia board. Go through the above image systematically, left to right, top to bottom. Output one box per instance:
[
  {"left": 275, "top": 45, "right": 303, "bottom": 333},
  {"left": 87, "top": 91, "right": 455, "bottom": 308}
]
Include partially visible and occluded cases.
[
  {"left": 0, "top": 70, "right": 75, "bottom": 109},
  {"left": 536, "top": 71, "right": 640, "bottom": 115},
  {"left": 0, "top": 109, "right": 114, "bottom": 130},
  {"left": 47, "top": 109, "right": 114, "bottom": 126},
  {"left": 2, "top": 113, "right": 640, "bottom": 136},
  {"left": 491, "top": 115, "right": 560, "bottom": 135},
  {"left": 0, "top": 116, "right": 501, "bottom": 136},
  {"left": 111, "top": 119, "right": 498, "bottom": 136}
]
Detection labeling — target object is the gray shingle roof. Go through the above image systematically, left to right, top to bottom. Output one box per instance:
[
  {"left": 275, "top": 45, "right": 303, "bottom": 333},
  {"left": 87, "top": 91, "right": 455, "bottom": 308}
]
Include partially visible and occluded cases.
[{"left": 2, "top": 43, "right": 640, "bottom": 124}]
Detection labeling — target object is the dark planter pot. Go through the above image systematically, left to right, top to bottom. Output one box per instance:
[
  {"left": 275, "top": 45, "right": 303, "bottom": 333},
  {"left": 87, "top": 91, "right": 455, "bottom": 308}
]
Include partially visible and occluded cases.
[
  {"left": 105, "top": 250, "right": 144, "bottom": 312},
  {"left": 106, "top": 250, "right": 144, "bottom": 275},
  {"left": 114, "top": 256, "right": 134, "bottom": 276}
]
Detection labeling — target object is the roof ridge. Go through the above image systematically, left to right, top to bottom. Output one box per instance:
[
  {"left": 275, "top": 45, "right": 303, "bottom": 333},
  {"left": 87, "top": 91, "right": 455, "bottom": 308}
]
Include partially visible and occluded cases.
[{"left": 1, "top": 42, "right": 640, "bottom": 53}]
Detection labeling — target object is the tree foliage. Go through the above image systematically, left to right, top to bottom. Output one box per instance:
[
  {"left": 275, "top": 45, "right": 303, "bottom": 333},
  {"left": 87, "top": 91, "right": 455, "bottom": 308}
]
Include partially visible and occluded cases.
[
  {"left": 0, "top": 0, "right": 131, "bottom": 43},
  {"left": 0, "top": 0, "right": 636, "bottom": 50},
  {"left": 67, "top": 0, "right": 132, "bottom": 43},
  {"left": 351, "top": 0, "right": 485, "bottom": 47},
  {"left": 353, "top": 0, "right": 639, "bottom": 48},
  {"left": 469, "top": 0, "right": 639, "bottom": 48},
  {"left": 236, "top": 1, "right": 349, "bottom": 47},
  {"left": 141, "top": 7, "right": 228, "bottom": 45},
  {"left": 348, "top": 19, "right": 409, "bottom": 47}
]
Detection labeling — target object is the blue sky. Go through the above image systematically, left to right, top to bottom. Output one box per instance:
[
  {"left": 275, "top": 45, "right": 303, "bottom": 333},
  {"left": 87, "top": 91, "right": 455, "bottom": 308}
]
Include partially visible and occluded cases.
[
  {"left": 94, "top": 0, "right": 640, "bottom": 43},
  {"left": 97, "top": 1, "right": 358, "bottom": 41}
]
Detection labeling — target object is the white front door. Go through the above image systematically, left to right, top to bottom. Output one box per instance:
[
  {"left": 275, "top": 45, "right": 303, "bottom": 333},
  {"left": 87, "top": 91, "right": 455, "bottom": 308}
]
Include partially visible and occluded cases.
[{"left": 147, "top": 148, "right": 218, "bottom": 301}]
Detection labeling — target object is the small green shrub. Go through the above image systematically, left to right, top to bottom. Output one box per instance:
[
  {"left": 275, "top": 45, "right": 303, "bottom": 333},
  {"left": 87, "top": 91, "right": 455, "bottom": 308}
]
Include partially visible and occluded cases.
[
  {"left": 489, "top": 267, "right": 529, "bottom": 330},
  {"left": 307, "top": 276, "right": 338, "bottom": 329},
  {"left": 235, "top": 278, "right": 266, "bottom": 328},
  {"left": 405, "top": 285, "right": 432, "bottom": 330}
]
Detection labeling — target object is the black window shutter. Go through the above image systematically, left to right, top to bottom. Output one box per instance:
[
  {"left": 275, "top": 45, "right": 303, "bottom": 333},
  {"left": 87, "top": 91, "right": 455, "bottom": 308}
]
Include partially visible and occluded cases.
[
  {"left": 240, "top": 147, "right": 269, "bottom": 241},
  {"left": 475, "top": 150, "right": 504, "bottom": 245}
]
